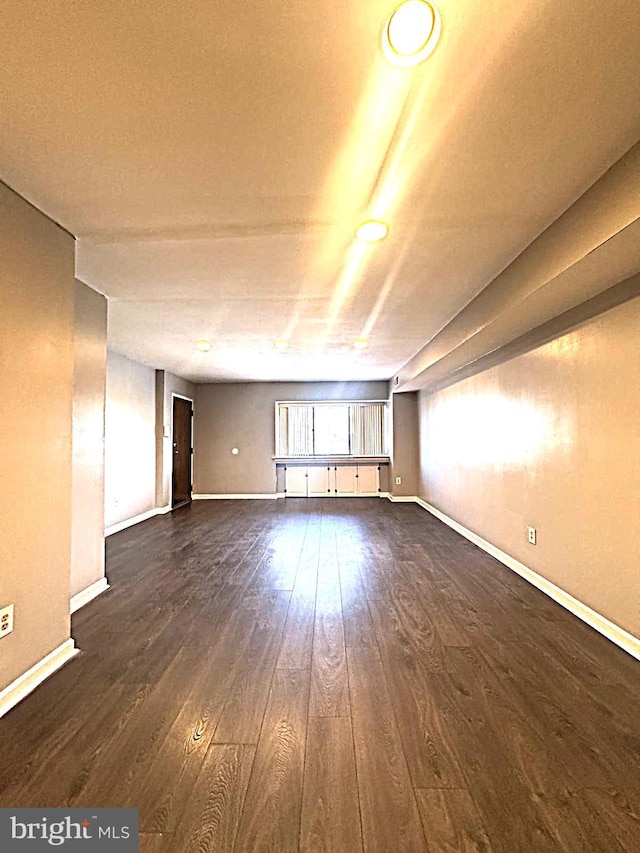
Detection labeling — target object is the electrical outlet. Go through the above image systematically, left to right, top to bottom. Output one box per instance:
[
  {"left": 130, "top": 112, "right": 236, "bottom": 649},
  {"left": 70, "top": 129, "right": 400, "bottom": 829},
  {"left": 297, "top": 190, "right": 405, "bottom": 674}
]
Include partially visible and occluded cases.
[
  {"left": 395, "top": 476, "right": 402, "bottom": 485},
  {"left": 527, "top": 526, "right": 537, "bottom": 545},
  {"left": 0, "top": 604, "right": 14, "bottom": 638}
]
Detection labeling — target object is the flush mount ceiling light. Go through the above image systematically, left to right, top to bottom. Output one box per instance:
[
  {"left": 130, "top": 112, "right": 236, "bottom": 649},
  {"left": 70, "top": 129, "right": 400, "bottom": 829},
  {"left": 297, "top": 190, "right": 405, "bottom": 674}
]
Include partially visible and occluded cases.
[
  {"left": 382, "top": 0, "right": 441, "bottom": 67},
  {"left": 355, "top": 220, "right": 388, "bottom": 243},
  {"left": 353, "top": 337, "right": 370, "bottom": 349},
  {"left": 274, "top": 338, "right": 290, "bottom": 351},
  {"left": 194, "top": 339, "right": 212, "bottom": 352}
]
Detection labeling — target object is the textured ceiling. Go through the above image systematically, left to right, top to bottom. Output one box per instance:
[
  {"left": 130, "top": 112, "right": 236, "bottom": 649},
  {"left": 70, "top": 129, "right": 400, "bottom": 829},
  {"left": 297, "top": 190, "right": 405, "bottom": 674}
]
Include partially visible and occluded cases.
[{"left": 2, "top": 0, "right": 639, "bottom": 383}]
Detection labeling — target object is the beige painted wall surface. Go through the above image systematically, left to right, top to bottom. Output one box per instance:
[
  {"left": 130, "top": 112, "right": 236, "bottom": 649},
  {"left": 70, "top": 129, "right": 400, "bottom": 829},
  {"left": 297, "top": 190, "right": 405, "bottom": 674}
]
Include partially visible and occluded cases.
[
  {"left": 0, "top": 183, "right": 75, "bottom": 690},
  {"left": 71, "top": 281, "right": 107, "bottom": 598},
  {"left": 419, "top": 297, "right": 640, "bottom": 637},
  {"left": 105, "top": 352, "right": 156, "bottom": 527},
  {"left": 155, "top": 370, "right": 196, "bottom": 507},
  {"left": 194, "top": 381, "right": 388, "bottom": 495},
  {"left": 390, "top": 391, "right": 420, "bottom": 497}
]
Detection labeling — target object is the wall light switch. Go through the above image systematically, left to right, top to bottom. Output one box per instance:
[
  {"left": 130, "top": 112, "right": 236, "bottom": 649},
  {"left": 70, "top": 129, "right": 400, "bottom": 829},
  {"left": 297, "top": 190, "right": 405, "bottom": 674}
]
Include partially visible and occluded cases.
[{"left": 395, "top": 476, "right": 402, "bottom": 485}]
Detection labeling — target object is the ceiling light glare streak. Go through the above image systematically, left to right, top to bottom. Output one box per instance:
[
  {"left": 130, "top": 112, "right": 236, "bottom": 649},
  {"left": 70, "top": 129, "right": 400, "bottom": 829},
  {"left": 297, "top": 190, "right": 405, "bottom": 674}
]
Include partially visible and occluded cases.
[
  {"left": 383, "top": 1, "right": 441, "bottom": 67},
  {"left": 369, "top": 72, "right": 433, "bottom": 221},
  {"left": 355, "top": 220, "right": 389, "bottom": 243},
  {"left": 360, "top": 237, "right": 414, "bottom": 339},
  {"left": 324, "top": 241, "right": 369, "bottom": 337},
  {"left": 353, "top": 337, "right": 370, "bottom": 349},
  {"left": 274, "top": 338, "right": 290, "bottom": 351},
  {"left": 194, "top": 339, "right": 212, "bottom": 352}
]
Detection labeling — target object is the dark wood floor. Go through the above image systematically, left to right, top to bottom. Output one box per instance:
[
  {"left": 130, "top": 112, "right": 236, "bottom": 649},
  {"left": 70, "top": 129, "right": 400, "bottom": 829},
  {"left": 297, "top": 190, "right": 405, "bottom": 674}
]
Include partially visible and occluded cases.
[{"left": 1, "top": 499, "right": 639, "bottom": 852}]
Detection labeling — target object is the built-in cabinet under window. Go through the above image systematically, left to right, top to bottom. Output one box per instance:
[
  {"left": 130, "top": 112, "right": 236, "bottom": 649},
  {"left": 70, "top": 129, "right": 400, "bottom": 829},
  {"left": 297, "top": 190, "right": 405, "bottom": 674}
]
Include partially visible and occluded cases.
[{"left": 284, "top": 463, "right": 380, "bottom": 497}]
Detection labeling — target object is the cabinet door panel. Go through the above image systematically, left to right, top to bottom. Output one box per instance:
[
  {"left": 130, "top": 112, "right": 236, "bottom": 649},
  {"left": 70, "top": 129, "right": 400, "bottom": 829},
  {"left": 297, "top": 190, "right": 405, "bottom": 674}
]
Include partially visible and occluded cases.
[
  {"left": 335, "top": 465, "right": 357, "bottom": 495},
  {"left": 356, "top": 465, "right": 379, "bottom": 494},
  {"left": 286, "top": 466, "right": 308, "bottom": 496},
  {"left": 308, "top": 466, "right": 331, "bottom": 495}
]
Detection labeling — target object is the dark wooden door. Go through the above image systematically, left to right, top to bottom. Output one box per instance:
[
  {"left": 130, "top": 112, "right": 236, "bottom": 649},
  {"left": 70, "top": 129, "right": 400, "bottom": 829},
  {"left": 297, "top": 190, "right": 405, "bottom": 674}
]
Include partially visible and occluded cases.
[{"left": 172, "top": 397, "right": 193, "bottom": 507}]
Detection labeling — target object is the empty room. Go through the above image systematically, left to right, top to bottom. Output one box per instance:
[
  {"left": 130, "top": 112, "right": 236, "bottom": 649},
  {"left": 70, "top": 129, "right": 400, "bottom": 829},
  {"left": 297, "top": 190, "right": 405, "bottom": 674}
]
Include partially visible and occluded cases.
[{"left": 1, "top": 1, "right": 639, "bottom": 851}]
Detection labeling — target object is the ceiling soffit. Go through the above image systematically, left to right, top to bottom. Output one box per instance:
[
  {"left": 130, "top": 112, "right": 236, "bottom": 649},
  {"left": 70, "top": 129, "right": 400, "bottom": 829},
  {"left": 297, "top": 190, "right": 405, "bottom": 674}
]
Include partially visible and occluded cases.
[{"left": 396, "top": 142, "right": 640, "bottom": 392}]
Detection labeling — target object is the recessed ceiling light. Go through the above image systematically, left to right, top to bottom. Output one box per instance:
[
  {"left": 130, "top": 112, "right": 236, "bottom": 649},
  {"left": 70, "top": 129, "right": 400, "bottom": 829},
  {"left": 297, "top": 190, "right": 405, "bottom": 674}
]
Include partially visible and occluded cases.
[
  {"left": 382, "top": 0, "right": 441, "bottom": 67},
  {"left": 355, "top": 220, "right": 388, "bottom": 243},
  {"left": 353, "top": 337, "right": 370, "bottom": 349},
  {"left": 274, "top": 338, "right": 290, "bottom": 350},
  {"left": 194, "top": 339, "right": 212, "bottom": 352}
]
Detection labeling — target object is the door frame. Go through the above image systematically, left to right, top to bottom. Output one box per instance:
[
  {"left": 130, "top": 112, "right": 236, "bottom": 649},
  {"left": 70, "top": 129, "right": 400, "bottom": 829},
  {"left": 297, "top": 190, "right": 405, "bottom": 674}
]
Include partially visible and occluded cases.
[{"left": 170, "top": 392, "right": 194, "bottom": 508}]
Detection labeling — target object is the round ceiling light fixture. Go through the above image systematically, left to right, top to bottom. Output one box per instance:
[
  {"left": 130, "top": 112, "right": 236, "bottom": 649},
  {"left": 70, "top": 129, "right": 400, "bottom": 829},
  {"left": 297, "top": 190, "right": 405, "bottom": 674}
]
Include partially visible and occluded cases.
[
  {"left": 382, "top": 0, "right": 441, "bottom": 67},
  {"left": 355, "top": 220, "right": 388, "bottom": 243},
  {"left": 353, "top": 337, "right": 370, "bottom": 349},
  {"left": 194, "top": 338, "right": 212, "bottom": 352},
  {"left": 274, "top": 338, "right": 290, "bottom": 351}
]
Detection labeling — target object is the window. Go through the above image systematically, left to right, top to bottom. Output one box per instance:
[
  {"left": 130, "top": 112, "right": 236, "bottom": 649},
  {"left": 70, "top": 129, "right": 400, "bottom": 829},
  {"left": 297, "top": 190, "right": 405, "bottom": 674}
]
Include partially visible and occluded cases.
[{"left": 276, "top": 401, "right": 387, "bottom": 457}]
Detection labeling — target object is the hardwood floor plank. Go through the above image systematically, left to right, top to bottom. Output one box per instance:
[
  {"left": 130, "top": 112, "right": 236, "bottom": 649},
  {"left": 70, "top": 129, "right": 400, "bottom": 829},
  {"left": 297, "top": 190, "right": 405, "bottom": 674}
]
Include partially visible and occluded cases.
[
  {"left": 395, "top": 556, "right": 472, "bottom": 647},
  {"left": 338, "top": 557, "right": 376, "bottom": 649},
  {"left": 277, "top": 560, "right": 318, "bottom": 669},
  {"left": 309, "top": 565, "right": 349, "bottom": 717},
  {"left": 213, "top": 591, "right": 290, "bottom": 743},
  {"left": 477, "top": 639, "right": 634, "bottom": 787},
  {"left": 347, "top": 645, "right": 428, "bottom": 853},
  {"left": 434, "top": 648, "right": 583, "bottom": 850},
  {"left": 136, "top": 662, "right": 237, "bottom": 832},
  {"left": 212, "top": 666, "right": 275, "bottom": 745},
  {"left": 233, "top": 668, "right": 309, "bottom": 853},
  {"left": 0, "top": 682, "right": 156, "bottom": 806},
  {"left": 69, "top": 692, "right": 183, "bottom": 808},
  {"left": 300, "top": 717, "right": 363, "bottom": 853},
  {"left": 168, "top": 744, "right": 255, "bottom": 853},
  {"left": 415, "top": 788, "right": 492, "bottom": 853},
  {"left": 577, "top": 788, "right": 640, "bottom": 852},
  {"left": 139, "top": 833, "right": 167, "bottom": 852}
]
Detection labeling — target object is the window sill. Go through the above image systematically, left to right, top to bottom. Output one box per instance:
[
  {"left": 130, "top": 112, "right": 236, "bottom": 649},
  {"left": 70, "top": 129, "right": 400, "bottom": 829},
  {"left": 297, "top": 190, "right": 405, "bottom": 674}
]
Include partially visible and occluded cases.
[{"left": 273, "top": 456, "right": 390, "bottom": 464}]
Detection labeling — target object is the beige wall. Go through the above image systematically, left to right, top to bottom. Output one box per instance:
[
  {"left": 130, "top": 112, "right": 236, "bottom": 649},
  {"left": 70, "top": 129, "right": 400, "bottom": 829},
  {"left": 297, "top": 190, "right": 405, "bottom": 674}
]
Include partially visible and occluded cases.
[
  {"left": 0, "top": 183, "right": 75, "bottom": 690},
  {"left": 71, "top": 280, "right": 107, "bottom": 598},
  {"left": 418, "top": 297, "right": 640, "bottom": 637},
  {"left": 104, "top": 352, "right": 156, "bottom": 527},
  {"left": 155, "top": 370, "right": 196, "bottom": 507},
  {"left": 194, "top": 381, "right": 388, "bottom": 495},
  {"left": 390, "top": 391, "right": 420, "bottom": 497}
]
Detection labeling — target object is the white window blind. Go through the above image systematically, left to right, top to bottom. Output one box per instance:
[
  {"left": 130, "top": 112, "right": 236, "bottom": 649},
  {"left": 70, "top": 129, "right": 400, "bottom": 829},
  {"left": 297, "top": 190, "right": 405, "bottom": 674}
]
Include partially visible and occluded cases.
[
  {"left": 276, "top": 401, "right": 387, "bottom": 457},
  {"left": 350, "top": 403, "right": 385, "bottom": 456},
  {"left": 282, "top": 404, "right": 313, "bottom": 456}
]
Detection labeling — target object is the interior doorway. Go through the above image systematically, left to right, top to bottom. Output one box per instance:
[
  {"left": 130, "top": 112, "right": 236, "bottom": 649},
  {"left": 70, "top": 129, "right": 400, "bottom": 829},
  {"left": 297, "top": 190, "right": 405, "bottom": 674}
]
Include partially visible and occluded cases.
[{"left": 172, "top": 395, "right": 193, "bottom": 507}]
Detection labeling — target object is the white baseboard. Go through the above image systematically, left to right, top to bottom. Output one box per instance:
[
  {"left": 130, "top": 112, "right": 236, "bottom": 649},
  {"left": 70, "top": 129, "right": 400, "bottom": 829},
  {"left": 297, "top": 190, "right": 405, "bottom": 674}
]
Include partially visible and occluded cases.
[
  {"left": 193, "top": 493, "right": 280, "bottom": 500},
  {"left": 388, "top": 494, "right": 419, "bottom": 502},
  {"left": 414, "top": 497, "right": 640, "bottom": 662},
  {"left": 105, "top": 505, "right": 172, "bottom": 536},
  {"left": 70, "top": 578, "right": 110, "bottom": 614},
  {"left": 0, "top": 639, "right": 79, "bottom": 719}
]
